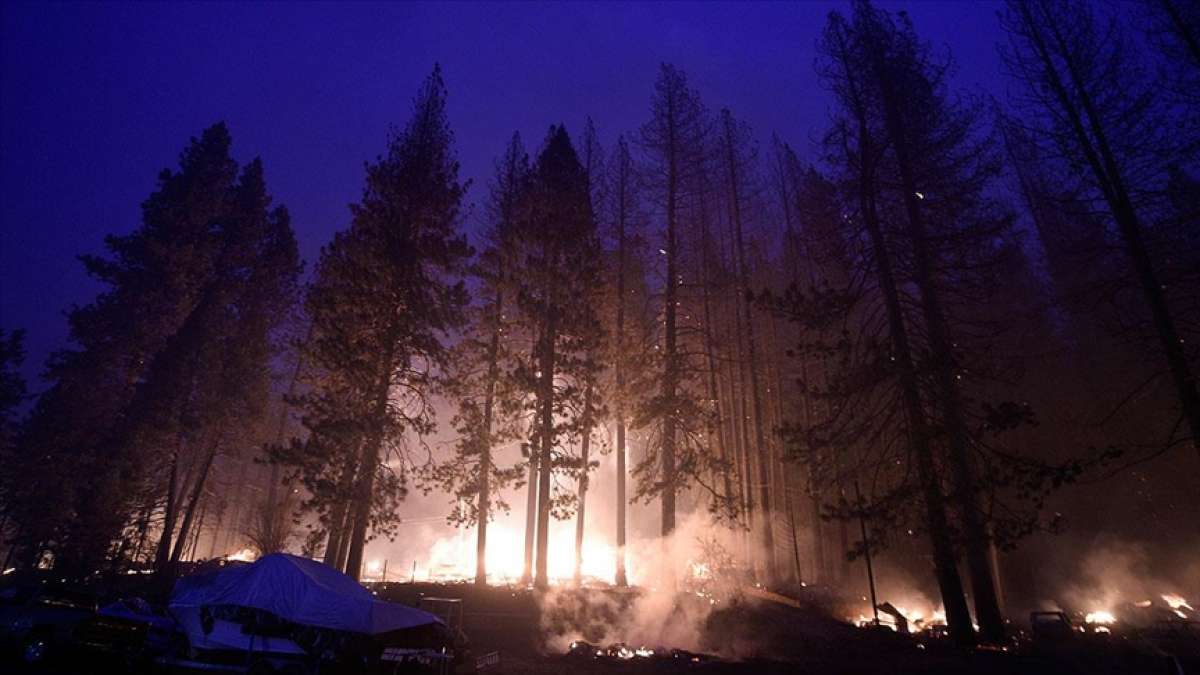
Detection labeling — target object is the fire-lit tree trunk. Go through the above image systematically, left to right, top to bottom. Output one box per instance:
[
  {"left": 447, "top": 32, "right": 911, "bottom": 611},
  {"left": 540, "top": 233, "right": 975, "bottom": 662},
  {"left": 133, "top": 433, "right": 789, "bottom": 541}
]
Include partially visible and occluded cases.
[
  {"left": 640, "top": 66, "right": 706, "bottom": 539},
  {"left": 720, "top": 109, "right": 776, "bottom": 583},
  {"left": 611, "top": 136, "right": 634, "bottom": 587},
  {"left": 661, "top": 158, "right": 679, "bottom": 538},
  {"left": 700, "top": 225, "right": 734, "bottom": 517},
  {"left": 475, "top": 287, "right": 504, "bottom": 586},
  {"left": 731, "top": 307, "right": 757, "bottom": 557},
  {"left": 766, "top": 307, "right": 803, "bottom": 583},
  {"left": 533, "top": 317, "right": 557, "bottom": 589},
  {"left": 264, "top": 323, "right": 312, "bottom": 548},
  {"left": 345, "top": 343, "right": 396, "bottom": 581},
  {"left": 573, "top": 383, "right": 594, "bottom": 584},
  {"left": 521, "top": 439, "right": 538, "bottom": 586},
  {"left": 170, "top": 442, "right": 219, "bottom": 564},
  {"left": 153, "top": 446, "right": 182, "bottom": 579},
  {"left": 323, "top": 453, "right": 358, "bottom": 569},
  {"left": 187, "top": 495, "right": 208, "bottom": 562},
  {"left": 337, "top": 508, "right": 354, "bottom": 572}
]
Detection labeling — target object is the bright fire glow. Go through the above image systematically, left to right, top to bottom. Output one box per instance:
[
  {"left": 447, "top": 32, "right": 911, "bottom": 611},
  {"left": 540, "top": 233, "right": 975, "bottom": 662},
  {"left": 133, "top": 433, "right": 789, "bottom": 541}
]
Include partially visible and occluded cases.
[
  {"left": 422, "top": 522, "right": 621, "bottom": 584},
  {"left": 227, "top": 548, "right": 257, "bottom": 563},
  {"left": 1162, "top": 594, "right": 1193, "bottom": 611},
  {"left": 1162, "top": 594, "right": 1193, "bottom": 619},
  {"left": 853, "top": 603, "right": 946, "bottom": 632},
  {"left": 1084, "top": 610, "right": 1115, "bottom": 625}
]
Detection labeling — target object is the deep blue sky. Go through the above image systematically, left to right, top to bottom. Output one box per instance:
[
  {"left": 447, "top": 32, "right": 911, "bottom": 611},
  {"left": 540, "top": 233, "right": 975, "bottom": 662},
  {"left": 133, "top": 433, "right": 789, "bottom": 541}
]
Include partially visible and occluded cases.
[{"left": 1, "top": 1, "right": 1004, "bottom": 389}]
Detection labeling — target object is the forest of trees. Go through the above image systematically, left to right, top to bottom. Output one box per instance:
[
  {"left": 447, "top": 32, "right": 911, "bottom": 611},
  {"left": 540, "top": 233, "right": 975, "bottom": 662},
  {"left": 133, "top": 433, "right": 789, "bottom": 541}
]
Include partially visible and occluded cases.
[{"left": 1, "top": 0, "right": 1196, "bottom": 647}]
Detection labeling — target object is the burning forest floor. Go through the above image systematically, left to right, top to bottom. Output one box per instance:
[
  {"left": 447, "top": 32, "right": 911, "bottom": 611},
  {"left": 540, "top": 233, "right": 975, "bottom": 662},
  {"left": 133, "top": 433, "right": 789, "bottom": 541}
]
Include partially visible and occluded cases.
[{"left": 369, "top": 581, "right": 1200, "bottom": 674}]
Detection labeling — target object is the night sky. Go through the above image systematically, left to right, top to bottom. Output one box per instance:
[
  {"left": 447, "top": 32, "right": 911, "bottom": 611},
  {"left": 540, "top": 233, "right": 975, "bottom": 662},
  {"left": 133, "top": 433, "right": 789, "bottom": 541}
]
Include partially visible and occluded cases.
[{"left": 1, "top": 1, "right": 1004, "bottom": 390}]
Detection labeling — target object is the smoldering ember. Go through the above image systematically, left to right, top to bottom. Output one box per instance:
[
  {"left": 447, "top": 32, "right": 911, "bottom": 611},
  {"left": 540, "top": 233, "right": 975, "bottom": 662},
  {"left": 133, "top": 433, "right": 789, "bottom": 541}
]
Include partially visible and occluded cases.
[{"left": 0, "top": 1, "right": 1198, "bottom": 674}]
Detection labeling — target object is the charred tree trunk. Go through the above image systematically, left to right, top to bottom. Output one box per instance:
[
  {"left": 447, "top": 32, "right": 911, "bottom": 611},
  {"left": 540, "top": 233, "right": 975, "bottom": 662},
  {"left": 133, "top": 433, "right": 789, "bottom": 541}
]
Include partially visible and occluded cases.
[
  {"left": 819, "top": 14, "right": 976, "bottom": 643},
  {"left": 869, "top": 36, "right": 1004, "bottom": 643},
  {"left": 857, "top": 146, "right": 976, "bottom": 646}
]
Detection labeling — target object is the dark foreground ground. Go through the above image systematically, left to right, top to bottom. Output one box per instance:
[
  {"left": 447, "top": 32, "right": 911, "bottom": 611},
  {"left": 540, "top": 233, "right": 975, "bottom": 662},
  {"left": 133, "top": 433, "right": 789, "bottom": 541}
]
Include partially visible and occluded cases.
[
  {"left": 7, "top": 580, "right": 1198, "bottom": 674},
  {"left": 374, "top": 582, "right": 1197, "bottom": 675}
]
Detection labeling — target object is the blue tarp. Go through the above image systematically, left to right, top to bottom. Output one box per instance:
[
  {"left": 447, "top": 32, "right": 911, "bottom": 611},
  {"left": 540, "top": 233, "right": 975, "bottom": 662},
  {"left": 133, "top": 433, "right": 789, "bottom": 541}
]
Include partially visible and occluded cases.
[
  {"left": 169, "top": 553, "right": 440, "bottom": 636},
  {"left": 98, "top": 597, "right": 175, "bottom": 632}
]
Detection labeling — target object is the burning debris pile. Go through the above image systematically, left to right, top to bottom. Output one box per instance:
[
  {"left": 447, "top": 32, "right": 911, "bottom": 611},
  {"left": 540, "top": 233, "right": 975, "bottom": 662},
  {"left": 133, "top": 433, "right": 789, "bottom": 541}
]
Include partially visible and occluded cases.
[
  {"left": 537, "top": 516, "right": 768, "bottom": 661},
  {"left": 1075, "top": 593, "right": 1197, "bottom": 633},
  {"left": 566, "top": 639, "right": 717, "bottom": 665}
]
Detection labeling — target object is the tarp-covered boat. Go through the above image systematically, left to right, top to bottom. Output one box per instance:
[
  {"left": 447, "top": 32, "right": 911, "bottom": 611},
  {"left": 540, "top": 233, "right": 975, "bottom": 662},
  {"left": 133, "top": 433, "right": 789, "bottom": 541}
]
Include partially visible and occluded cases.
[{"left": 168, "top": 554, "right": 450, "bottom": 673}]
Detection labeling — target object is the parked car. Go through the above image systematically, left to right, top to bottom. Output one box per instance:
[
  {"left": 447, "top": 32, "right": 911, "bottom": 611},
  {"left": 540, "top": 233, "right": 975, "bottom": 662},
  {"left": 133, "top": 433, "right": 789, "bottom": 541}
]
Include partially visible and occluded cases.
[
  {"left": 0, "top": 584, "right": 97, "bottom": 666},
  {"left": 73, "top": 597, "right": 177, "bottom": 668},
  {"left": 1030, "top": 611, "right": 1075, "bottom": 642}
]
